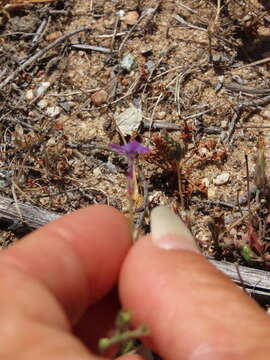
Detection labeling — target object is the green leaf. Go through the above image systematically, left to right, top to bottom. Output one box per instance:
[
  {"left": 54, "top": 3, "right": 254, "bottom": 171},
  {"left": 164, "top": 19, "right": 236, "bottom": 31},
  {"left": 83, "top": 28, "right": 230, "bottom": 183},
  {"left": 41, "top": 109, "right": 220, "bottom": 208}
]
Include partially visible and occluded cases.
[{"left": 242, "top": 246, "right": 251, "bottom": 262}]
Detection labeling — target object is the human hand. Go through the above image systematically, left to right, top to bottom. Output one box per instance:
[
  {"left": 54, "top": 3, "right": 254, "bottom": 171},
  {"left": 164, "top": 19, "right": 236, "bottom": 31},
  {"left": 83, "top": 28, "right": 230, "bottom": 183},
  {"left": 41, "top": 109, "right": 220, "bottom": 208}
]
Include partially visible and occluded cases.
[
  {"left": 0, "top": 205, "right": 139, "bottom": 360},
  {"left": 1, "top": 205, "right": 270, "bottom": 360},
  {"left": 119, "top": 206, "right": 270, "bottom": 360}
]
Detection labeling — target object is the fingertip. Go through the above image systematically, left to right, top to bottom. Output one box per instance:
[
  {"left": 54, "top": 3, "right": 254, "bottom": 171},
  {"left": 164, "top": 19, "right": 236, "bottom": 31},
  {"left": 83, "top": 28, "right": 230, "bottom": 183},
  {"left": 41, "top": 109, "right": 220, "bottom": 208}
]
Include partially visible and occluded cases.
[{"left": 120, "top": 236, "right": 270, "bottom": 359}]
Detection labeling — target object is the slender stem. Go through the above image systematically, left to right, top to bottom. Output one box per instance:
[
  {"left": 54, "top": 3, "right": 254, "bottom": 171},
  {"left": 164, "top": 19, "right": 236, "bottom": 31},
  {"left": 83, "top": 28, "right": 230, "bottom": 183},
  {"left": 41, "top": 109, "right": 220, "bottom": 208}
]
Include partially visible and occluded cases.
[
  {"left": 245, "top": 154, "right": 252, "bottom": 224},
  {"left": 177, "top": 162, "right": 184, "bottom": 208},
  {"left": 128, "top": 191, "right": 135, "bottom": 244},
  {"left": 99, "top": 326, "right": 149, "bottom": 353}
]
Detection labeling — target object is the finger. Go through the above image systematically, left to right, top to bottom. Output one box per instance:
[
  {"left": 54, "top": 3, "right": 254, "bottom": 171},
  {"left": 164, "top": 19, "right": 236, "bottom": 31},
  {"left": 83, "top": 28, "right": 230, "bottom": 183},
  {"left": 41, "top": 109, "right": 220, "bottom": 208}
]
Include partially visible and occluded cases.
[
  {"left": 0, "top": 205, "right": 131, "bottom": 324},
  {"left": 0, "top": 205, "right": 131, "bottom": 359},
  {"left": 120, "top": 206, "right": 270, "bottom": 360},
  {"left": 75, "top": 288, "right": 120, "bottom": 353}
]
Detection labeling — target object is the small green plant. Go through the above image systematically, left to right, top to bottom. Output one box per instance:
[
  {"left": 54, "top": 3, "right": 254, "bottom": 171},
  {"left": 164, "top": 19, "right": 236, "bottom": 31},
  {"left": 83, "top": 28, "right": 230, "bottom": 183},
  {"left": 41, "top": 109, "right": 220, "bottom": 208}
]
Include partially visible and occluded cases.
[{"left": 98, "top": 310, "right": 149, "bottom": 356}]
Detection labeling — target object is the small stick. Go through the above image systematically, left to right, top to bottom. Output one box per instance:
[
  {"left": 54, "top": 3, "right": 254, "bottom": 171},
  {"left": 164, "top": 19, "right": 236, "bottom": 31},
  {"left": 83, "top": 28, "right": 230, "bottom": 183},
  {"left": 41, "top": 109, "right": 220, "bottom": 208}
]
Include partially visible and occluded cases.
[
  {"left": 89, "top": 0, "right": 93, "bottom": 12},
  {"left": 214, "top": 0, "right": 221, "bottom": 24},
  {"left": 110, "top": 15, "right": 120, "bottom": 52},
  {"left": 173, "top": 15, "right": 207, "bottom": 32},
  {"left": 31, "top": 17, "right": 49, "bottom": 45},
  {"left": 0, "top": 26, "right": 91, "bottom": 90},
  {"left": 95, "top": 31, "right": 126, "bottom": 39},
  {"left": 71, "top": 44, "right": 112, "bottom": 53},
  {"left": 232, "top": 56, "right": 270, "bottom": 71},
  {"left": 224, "top": 83, "right": 270, "bottom": 95},
  {"left": 243, "top": 94, "right": 270, "bottom": 107},
  {"left": 221, "top": 106, "right": 242, "bottom": 144},
  {"left": 183, "top": 107, "right": 216, "bottom": 120},
  {"left": 143, "top": 119, "right": 181, "bottom": 130},
  {"left": 237, "top": 125, "right": 270, "bottom": 129},
  {"left": 245, "top": 154, "right": 252, "bottom": 224},
  {"left": 135, "top": 176, "right": 149, "bottom": 231},
  {"left": 11, "top": 182, "right": 23, "bottom": 223},
  {"left": 199, "top": 199, "right": 238, "bottom": 209}
]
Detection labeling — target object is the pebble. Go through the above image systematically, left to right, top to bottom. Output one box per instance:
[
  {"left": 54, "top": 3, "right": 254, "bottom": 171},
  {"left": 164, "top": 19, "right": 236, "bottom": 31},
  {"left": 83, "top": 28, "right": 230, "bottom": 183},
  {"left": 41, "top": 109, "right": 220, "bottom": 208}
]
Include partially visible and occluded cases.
[
  {"left": 123, "top": 11, "right": 139, "bottom": 25},
  {"left": 46, "top": 31, "right": 62, "bottom": 42},
  {"left": 120, "top": 54, "right": 136, "bottom": 72},
  {"left": 145, "top": 60, "right": 155, "bottom": 72},
  {"left": 36, "top": 81, "right": 51, "bottom": 98},
  {"left": 25, "top": 89, "right": 34, "bottom": 101},
  {"left": 91, "top": 89, "right": 108, "bottom": 106},
  {"left": 37, "top": 99, "right": 48, "bottom": 109},
  {"left": 116, "top": 104, "right": 142, "bottom": 136},
  {"left": 46, "top": 106, "right": 61, "bottom": 118},
  {"left": 156, "top": 111, "right": 166, "bottom": 120},
  {"left": 221, "top": 120, "right": 227, "bottom": 128},
  {"left": 0, "top": 170, "right": 12, "bottom": 187},
  {"left": 213, "top": 173, "right": 230, "bottom": 185}
]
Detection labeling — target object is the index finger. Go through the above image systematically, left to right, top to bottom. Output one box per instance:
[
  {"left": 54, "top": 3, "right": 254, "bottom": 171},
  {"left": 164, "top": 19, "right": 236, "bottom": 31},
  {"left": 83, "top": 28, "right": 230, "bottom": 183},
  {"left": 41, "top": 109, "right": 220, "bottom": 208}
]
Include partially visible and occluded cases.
[{"left": 0, "top": 205, "right": 131, "bottom": 323}]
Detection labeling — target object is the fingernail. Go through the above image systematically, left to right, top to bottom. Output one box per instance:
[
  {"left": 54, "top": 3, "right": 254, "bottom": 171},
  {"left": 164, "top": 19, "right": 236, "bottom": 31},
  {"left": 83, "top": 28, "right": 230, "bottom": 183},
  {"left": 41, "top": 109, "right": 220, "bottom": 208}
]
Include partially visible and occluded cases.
[{"left": 151, "top": 206, "right": 199, "bottom": 252}]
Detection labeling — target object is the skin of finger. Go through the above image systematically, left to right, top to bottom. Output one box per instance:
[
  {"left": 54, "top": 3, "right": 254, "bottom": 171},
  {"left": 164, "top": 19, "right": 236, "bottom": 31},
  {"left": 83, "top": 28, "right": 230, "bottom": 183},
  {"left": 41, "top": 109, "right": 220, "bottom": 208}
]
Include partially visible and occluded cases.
[
  {"left": 0, "top": 205, "right": 131, "bottom": 325},
  {"left": 119, "top": 237, "right": 270, "bottom": 360},
  {"left": 0, "top": 263, "right": 106, "bottom": 360},
  {"left": 75, "top": 288, "right": 120, "bottom": 353},
  {"left": 0, "top": 317, "right": 108, "bottom": 360},
  {"left": 116, "top": 355, "right": 144, "bottom": 360}
]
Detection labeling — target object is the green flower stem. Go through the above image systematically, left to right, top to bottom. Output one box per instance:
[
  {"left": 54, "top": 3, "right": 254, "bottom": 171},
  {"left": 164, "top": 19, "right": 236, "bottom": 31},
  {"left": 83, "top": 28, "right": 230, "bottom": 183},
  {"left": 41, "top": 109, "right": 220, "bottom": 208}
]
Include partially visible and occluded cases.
[{"left": 99, "top": 325, "right": 149, "bottom": 353}]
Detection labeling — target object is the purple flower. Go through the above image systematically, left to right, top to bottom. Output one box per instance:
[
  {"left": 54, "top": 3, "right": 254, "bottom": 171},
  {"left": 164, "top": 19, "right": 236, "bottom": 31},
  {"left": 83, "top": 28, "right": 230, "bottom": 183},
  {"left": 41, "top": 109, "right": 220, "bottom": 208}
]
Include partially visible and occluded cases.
[
  {"left": 111, "top": 141, "right": 150, "bottom": 194},
  {"left": 111, "top": 141, "right": 150, "bottom": 157}
]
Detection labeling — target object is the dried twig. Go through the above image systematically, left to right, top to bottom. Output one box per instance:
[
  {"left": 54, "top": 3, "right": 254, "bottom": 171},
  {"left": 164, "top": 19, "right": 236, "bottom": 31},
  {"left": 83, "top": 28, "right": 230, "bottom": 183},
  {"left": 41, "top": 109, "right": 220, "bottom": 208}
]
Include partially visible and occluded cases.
[
  {"left": 31, "top": 17, "right": 50, "bottom": 46},
  {"left": 71, "top": 44, "right": 112, "bottom": 53},
  {"left": 232, "top": 56, "right": 270, "bottom": 71},
  {"left": 224, "top": 83, "right": 270, "bottom": 95},
  {"left": 243, "top": 94, "right": 270, "bottom": 107},
  {"left": 220, "top": 106, "right": 243, "bottom": 144},
  {"left": 143, "top": 119, "right": 181, "bottom": 130},
  {"left": 0, "top": 194, "right": 60, "bottom": 229}
]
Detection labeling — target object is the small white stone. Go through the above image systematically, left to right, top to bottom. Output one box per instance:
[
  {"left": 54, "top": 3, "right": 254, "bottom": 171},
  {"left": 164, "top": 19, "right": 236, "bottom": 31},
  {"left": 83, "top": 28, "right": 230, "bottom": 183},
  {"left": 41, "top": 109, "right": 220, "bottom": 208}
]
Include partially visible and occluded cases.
[
  {"left": 117, "top": 9, "right": 125, "bottom": 19},
  {"left": 36, "top": 81, "right": 51, "bottom": 97},
  {"left": 25, "top": 89, "right": 34, "bottom": 101},
  {"left": 37, "top": 99, "right": 48, "bottom": 109},
  {"left": 116, "top": 104, "right": 142, "bottom": 136},
  {"left": 46, "top": 106, "right": 61, "bottom": 117},
  {"left": 221, "top": 120, "right": 227, "bottom": 128},
  {"left": 93, "top": 167, "right": 102, "bottom": 177},
  {"left": 213, "top": 173, "right": 230, "bottom": 185}
]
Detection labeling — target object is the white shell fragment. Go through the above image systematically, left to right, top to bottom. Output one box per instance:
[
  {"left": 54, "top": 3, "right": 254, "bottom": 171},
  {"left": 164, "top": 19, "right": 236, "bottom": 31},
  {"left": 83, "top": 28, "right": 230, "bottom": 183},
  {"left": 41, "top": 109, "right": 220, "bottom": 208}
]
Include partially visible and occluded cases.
[
  {"left": 116, "top": 104, "right": 142, "bottom": 136},
  {"left": 213, "top": 173, "right": 230, "bottom": 185}
]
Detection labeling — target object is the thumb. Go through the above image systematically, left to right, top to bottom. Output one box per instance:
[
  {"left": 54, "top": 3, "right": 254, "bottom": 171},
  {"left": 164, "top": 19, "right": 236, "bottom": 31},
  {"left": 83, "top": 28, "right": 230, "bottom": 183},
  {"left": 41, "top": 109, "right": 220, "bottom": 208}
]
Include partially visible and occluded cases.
[{"left": 119, "top": 206, "right": 270, "bottom": 360}]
